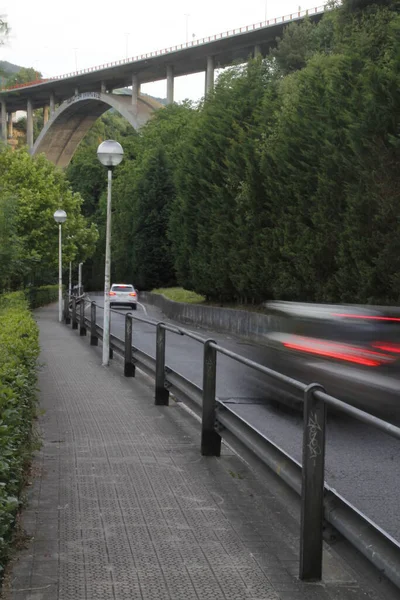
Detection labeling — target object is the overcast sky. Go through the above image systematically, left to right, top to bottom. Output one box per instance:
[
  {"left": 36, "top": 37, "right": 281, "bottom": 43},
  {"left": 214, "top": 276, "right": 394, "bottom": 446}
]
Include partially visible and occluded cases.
[{"left": 1, "top": 0, "right": 320, "bottom": 102}]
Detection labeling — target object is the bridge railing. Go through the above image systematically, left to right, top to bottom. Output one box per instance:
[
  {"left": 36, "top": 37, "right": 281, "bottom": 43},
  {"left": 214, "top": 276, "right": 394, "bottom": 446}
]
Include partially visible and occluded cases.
[
  {"left": 3, "top": 5, "right": 331, "bottom": 91},
  {"left": 65, "top": 293, "right": 400, "bottom": 589}
]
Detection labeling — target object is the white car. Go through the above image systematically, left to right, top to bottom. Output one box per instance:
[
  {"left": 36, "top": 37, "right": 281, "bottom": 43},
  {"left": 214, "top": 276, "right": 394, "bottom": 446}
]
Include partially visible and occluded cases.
[{"left": 109, "top": 283, "right": 138, "bottom": 310}]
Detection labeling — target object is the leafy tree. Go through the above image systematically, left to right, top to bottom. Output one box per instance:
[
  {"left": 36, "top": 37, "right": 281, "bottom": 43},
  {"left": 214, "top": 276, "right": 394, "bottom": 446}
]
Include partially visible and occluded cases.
[
  {"left": 343, "top": 0, "right": 394, "bottom": 12},
  {"left": 64, "top": 3, "right": 400, "bottom": 305},
  {"left": 258, "top": 3, "right": 400, "bottom": 302},
  {"left": 0, "top": 16, "right": 9, "bottom": 46},
  {"left": 0, "top": 18, "right": 10, "bottom": 81},
  {"left": 272, "top": 18, "right": 321, "bottom": 74},
  {"left": 170, "top": 60, "right": 276, "bottom": 302},
  {"left": 6, "top": 67, "right": 42, "bottom": 86},
  {"left": 112, "top": 103, "right": 195, "bottom": 289},
  {"left": 65, "top": 110, "right": 138, "bottom": 289},
  {"left": 66, "top": 111, "right": 139, "bottom": 218},
  {"left": 66, "top": 146, "right": 107, "bottom": 217},
  {"left": 0, "top": 147, "right": 98, "bottom": 290},
  {"left": 130, "top": 148, "right": 176, "bottom": 289},
  {"left": 0, "top": 193, "right": 22, "bottom": 290}
]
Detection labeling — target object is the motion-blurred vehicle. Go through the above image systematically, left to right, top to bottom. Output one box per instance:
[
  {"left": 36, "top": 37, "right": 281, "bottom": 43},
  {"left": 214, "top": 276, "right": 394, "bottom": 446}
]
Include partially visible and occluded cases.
[
  {"left": 109, "top": 283, "right": 138, "bottom": 309},
  {"left": 261, "top": 302, "right": 400, "bottom": 421}
]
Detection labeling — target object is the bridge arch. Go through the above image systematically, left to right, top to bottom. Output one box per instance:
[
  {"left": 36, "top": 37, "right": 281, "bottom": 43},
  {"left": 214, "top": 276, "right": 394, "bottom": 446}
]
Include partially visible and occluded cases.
[{"left": 32, "top": 91, "right": 162, "bottom": 168}]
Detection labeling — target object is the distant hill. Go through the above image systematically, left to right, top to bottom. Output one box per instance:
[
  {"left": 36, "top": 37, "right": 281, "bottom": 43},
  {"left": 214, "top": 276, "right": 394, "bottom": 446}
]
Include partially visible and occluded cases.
[
  {"left": 0, "top": 61, "right": 22, "bottom": 75},
  {"left": 0, "top": 61, "right": 23, "bottom": 87},
  {"left": 114, "top": 87, "right": 167, "bottom": 106},
  {"left": 150, "top": 95, "right": 168, "bottom": 106}
]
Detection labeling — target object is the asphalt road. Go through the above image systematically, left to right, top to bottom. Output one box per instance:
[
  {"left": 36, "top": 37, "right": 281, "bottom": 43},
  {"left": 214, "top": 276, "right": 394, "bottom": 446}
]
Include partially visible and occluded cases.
[{"left": 89, "top": 294, "right": 400, "bottom": 543}]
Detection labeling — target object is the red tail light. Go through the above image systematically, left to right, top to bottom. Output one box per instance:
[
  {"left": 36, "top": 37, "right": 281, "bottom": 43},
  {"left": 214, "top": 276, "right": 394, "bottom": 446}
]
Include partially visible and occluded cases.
[
  {"left": 109, "top": 291, "right": 116, "bottom": 296},
  {"left": 129, "top": 292, "right": 137, "bottom": 297},
  {"left": 332, "top": 313, "right": 400, "bottom": 322},
  {"left": 282, "top": 336, "right": 394, "bottom": 367},
  {"left": 372, "top": 342, "right": 400, "bottom": 353}
]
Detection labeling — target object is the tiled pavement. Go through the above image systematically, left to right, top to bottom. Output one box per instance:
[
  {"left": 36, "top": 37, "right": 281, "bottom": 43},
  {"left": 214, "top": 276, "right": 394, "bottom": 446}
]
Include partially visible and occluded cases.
[{"left": 1, "top": 304, "right": 395, "bottom": 599}]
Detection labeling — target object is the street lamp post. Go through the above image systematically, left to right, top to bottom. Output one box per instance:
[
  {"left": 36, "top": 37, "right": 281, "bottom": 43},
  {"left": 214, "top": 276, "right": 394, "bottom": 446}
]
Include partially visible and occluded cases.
[
  {"left": 97, "top": 140, "right": 124, "bottom": 366},
  {"left": 54, "top": 209, "right": 67, "bottom": 322},
  {"left": 66, "top": 235, "right": 73, "bottom": 300},
  {"left": 69, "top": 261, "right": 72, "bottom": 298},
  {"left": 78, "top": 262, "right": 83, "bottom": 296}
]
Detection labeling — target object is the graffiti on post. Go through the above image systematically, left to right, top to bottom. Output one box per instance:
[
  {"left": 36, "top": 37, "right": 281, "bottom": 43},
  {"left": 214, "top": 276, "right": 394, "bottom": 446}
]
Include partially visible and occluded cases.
[{"left": 307, "top": 412, "right": 322, "bottom": 461}]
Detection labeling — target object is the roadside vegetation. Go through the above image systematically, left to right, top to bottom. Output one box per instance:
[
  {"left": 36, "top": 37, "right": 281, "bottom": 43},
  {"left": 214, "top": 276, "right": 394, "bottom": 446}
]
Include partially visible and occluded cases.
[
  {"left": 65, "top": 0, "right": 399, "bottom": 305},
  {"left": 0, "top": 147, "right": 98, "bottom": 291},
  {"left": 151, "top": 287, "right": 205, "bottom": 304},
  {"left": 0, "top": 293, "right": 38, "bottom": 574}
]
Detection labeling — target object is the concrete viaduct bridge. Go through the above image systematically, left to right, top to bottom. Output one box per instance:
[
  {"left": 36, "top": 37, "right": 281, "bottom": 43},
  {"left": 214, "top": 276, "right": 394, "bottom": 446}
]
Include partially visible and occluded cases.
[{"left": 0, "top": 5, "right": 327, "bottom": 167}]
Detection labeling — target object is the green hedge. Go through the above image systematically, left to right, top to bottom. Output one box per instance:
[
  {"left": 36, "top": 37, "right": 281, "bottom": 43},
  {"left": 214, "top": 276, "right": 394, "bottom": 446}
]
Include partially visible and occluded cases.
[
  {"left": 25, "top": 285, "right": 59, "bottom": 309},
  {"left": 0, "top": 292, "right": 40, "bottom": 574}
]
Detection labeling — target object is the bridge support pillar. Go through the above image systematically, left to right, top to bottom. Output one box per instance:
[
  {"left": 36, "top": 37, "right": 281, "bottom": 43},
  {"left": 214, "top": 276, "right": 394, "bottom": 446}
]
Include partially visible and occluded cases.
[
  {"left": 254, "top": 44, "right": 262, "bottom": 58},
  {"left": 205, "top": 56, "right": 214, "bottom": 95},
  {"left": 166, "top": 65, "right": 174, "bottom": 104},
  {"left": 132, "top": 74, "right": 139, "bottom": 115},
  {"left": 101, "top": 81, "right": 106, "bottom": 93},
  {"left": 50, "top": 93, "right": 55, "bottom": 115},
  {"left": 27, "top": 99, "right": 34, "bottom": 150},
  {"left": 1, "top": 100, "right": 6, "bottom": 141},
  {"left": 43, "top": 105, "right": 49, "bottom": 125},
  {"left": 7, "top": 112, "right": 13, "bottom": 139}
]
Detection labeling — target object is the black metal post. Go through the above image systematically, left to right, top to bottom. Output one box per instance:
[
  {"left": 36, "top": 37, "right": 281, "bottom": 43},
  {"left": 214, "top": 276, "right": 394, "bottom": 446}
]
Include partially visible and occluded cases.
[
  {"left": 64, "top": 293, "right": 70, "bottom": 324},
  {"left": 72, "top": 297, "right": 78, "bottom": 330},
  {"left": 79, "top": 299, "right": 86, "bottom": 336},
  {"left": 90, "top": 302, "right": 98, "bottom": 346},
  {"left": 124, "top": 313, "right": 135, "bottom": 377},
  {"left": 155, "top": 323, "right": 169, "bottom": 405},
  {"left": 201, "top": 340, "right": 221, "bottom": 456},
  {"left": 299, "top": 383, "right": 326, "bottom": 581}
]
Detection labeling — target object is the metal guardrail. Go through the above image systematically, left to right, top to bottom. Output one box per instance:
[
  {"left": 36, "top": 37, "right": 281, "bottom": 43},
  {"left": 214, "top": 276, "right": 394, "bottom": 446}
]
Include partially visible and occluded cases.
[{"left": 65, "top": 294, "right": 400, "bottom": 587}]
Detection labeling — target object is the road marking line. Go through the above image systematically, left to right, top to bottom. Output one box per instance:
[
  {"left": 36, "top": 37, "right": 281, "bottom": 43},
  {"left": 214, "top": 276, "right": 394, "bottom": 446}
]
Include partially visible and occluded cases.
[{"left": 138, "top": 302, "right": 147, "bottom": 315}]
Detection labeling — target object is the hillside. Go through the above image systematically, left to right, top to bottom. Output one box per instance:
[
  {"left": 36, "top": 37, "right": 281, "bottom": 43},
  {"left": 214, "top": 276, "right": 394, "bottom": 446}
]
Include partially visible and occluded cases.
[
  {"left": 0, "top": 60, "right": 22, "bottom": 75},
  {"left": 114, "top": 87, "right": 167, "bottom": 105}
]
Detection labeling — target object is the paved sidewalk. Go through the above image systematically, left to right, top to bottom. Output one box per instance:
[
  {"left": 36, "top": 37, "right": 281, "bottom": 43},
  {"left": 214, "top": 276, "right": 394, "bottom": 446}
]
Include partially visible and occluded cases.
[{"left": 1, "top": 304, "right": 395, "bottom": 600}]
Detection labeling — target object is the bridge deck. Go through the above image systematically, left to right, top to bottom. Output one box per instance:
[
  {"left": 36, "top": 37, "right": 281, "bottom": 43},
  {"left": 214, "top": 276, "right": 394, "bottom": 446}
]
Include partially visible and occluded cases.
[
  {"left": 0, "top": 8, "right": 326, "bottom": 112},
  {"left": 1, "top": 303, "right": 394, "bottom": 600}
]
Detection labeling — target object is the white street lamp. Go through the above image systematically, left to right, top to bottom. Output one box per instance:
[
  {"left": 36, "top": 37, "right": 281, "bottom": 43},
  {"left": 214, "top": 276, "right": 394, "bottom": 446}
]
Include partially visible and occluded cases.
[
  {"left": 97, "top": 140, "right": 124, "bottom": 366},
  {"left": 54, "top": 209, "right": 67, "bottom": 322},
  {"left": 66, "top": 235, "right": 73, "bottom": 300},
  {"left": 69, "top": 261, "right": 72, "bottom": 298}
]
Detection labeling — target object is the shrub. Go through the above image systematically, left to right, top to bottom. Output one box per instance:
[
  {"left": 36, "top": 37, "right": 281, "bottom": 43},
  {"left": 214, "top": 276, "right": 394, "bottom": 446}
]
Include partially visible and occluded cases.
[
  {"left": 25, "top": 285, "right": 59, "bottom": 309},
  {"left": 151, "top": 287, "right": 205, "bottom": 304},
  {"left": 0, "top": 292, "right": 39, "bottom": 574}
]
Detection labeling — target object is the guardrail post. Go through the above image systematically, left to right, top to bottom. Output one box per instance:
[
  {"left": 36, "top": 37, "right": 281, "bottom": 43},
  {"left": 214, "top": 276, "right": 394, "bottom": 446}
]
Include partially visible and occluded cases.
[
  {"left": 64, "top": 293, "right": 70, "bottom": 324},
  {"left": 72, "top": 297, "right": 78, "bottom": 330},
  {"left": 79, "top": 298, "right": 86, "bottom": 336},
  {"left": 90, "top": 302, "right": 98, "bottom": 346},
  {"left": 124, "top": 313, "right": 135, "bottom": 377},
  {"left": 155, "top": 323, "right": 169, "bottom": 405},
  {"left": 201, "top": 340, "right": 221, "bottom": 456},
  {"left": 299, "top": 383, "right": 326, "bottom": 581}
]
